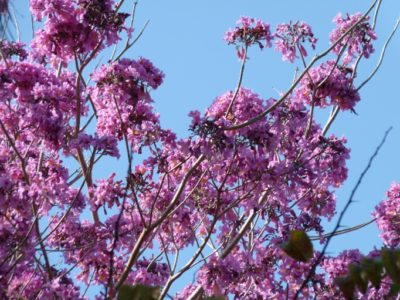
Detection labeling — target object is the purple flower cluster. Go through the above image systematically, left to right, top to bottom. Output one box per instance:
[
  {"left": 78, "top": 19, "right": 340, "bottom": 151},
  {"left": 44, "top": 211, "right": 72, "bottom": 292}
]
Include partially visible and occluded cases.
[
  {"left": 30, "top": 0, "right": 132, "bottom": 67},
  {"left": 330, "top": 13, "right": 377, "bottom": 64},
  {"left": 223, "top": 16, "right": 274, "bottom": 60},
  {"left": 274, "top": 21, "right": 317, "bottom": 63},
  {"left": 0, "top": 40, "right": 28, "bottom": 61},
  {"left": 87, "top": 57, "right": 168, "bottom": 153},
  {"left": 294, "top": 60, "right": 361, "bottom": 111},
  {"left": 0, "top": 61, "right": 88, "bottom": 151},
  {"left": 67, "top": 132, "right": 120, "bottom": 158},
  {"left": 88, "top": 173, "right": 124, "bottom": 211},
  {"left": 373, "top": 182, "right": 400, "bottom": 248}
]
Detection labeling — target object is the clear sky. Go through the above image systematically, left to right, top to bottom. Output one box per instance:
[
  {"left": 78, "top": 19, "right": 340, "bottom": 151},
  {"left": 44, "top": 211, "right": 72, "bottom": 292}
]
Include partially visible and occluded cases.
[{"left": 9, "top": 0, "right": 400, "bottom": 297}]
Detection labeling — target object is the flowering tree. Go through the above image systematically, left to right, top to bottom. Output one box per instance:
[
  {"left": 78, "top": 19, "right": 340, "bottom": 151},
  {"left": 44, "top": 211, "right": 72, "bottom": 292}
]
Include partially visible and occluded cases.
[{"left": 0, "top": 0, "right": 399, "bottom": 299}]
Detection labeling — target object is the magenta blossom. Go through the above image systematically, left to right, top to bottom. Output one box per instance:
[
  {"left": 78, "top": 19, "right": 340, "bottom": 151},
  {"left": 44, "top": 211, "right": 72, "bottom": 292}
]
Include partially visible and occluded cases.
[
  {"left": 330, "top": 12, "right": 377, "bottom": 64},
  {"left": 223, "top": 15, "right": 274, "bottom": 60},
  {"left": 274, "top": 20, "right": 317, "bottom": 63},
  {"left": 294, "top": 60, "right": 360, "bottom": 111},
  {"left": 373, "top": 181, "right": 400, "bottom": 248}
]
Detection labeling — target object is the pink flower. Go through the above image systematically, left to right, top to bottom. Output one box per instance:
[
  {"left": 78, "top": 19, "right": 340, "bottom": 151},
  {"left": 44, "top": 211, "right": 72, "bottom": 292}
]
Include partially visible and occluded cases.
[
  {"left": 330, "top": 12, "right": 377, "bottom": 64},
  {"left": 223, "top": 15, "right": 274, "bottom": 60},
  {"left": 274, "top": 20, "right": 317, "bottom": 63},
  {"left": 294, "top": 60, "right": 361, "bottom": 111},
  {"left": 373, "top": 181, "right": 400, "bottom": 247}
]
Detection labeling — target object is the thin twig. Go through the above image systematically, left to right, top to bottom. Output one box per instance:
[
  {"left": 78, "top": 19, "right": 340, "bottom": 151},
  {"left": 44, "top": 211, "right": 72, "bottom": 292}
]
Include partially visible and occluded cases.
[
  {"left": 114, "top": 0, "right": 125, "bottom": 13},
  {"left": 372, "top": 0, "right": 383, "bottom": 29},
  {"left": 111, "top": 1, "right": 138, "bottom": 61},
  {"left": 10, "top": 5, "right": 18, "bottom": 41},
  {"left": 30, "top": 8, "right": 35, "bottom": 39},
  {"left": 1, "top": 14, "right": 9, "bottom": 40},
  {"left": 357, "top": 18, "right": 400, "bottom": 91},
  {"left": 113, "top": 20, "right": 149, "bottom": 62},
  {"left": 316, "top": 35, "right": 350, "bottom": 89},
  {"left": 74, "top": 41, "right": 103, "bottom": 137},
  {"left": 225, "top": 45, "right": 247, "bottom": 118},
  {"left": 293, "top": 67, "right": 299, "bottom": 84},
  {"left": 304, "top": 88, "right": 316, "bottom": 139},
  {"left": 112, "top": 94, "right": 131, "bottom": 162},
  {"left": 321, "top": 106, "right": 340, "bottom": 136},
  {"left": 80, "top": 113, "right": 96, "bottom": 132},
  {"left": 77, "top": 147, "right": 100, "bottom": 222},
  {"left": 67, "top": 153, "right": 104, "bottom": 186},
  {"left": 105, "top": 160, "right": 133, "bottom": 298},
  {"left": 167, "top": 170, "right": 207, "bottom": 218},
  {"left": 220, "top": 189, "right": 268, "bottom": 259},
  {"left": 309, "top": 218, "right": 376, "bottom": 241},
  {"left": 159, "top": 234, "right": 173, "bottom": 274},
  {"left": 189, "top": 244, "right": 224, "bottom": 269},
  {"left": 59, "top": 249, "right": 93, "bottom": 279},
  {"left": 82, "top": 267, "right": 97, "bottom": 298}
]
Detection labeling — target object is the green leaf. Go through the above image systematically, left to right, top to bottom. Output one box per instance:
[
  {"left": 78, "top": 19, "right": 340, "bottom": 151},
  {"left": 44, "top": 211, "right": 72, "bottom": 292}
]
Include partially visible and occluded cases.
[
  {"left": 277, "top": 230, "right": 313, "bottom": 262},
  {"left": 382, "top": 248, "right": 400, "bottom": 285},
  {"left": 361, "top": 257, "right": 383, "bottom": 289},
  {"left": 348, "top": 263, "right": 368, "bottom": 294},
  {"left": 334, "top": 275, "right": 356, "bottom": 300},
  {"left": 386, "top": 283, "right": 400, "bottom": 299},
  {"left": 117, "top": 284, "right": 160, "bottom": 300},
  {"left": 117, "top": 285, "right": 134, "bottom": 300},
  {"left": 204, "top": 297, "right": 226, "bottom": 300}
]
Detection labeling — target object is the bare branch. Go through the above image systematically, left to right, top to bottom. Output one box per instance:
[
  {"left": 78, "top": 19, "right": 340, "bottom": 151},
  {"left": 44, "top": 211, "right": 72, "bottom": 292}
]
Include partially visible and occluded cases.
[
  {"left": 372, "top": 0, "right": 383, "bottom": 29},
  {"left": 10, "top": 5, "right": 18, "bottom": 41},
  {"left": 357, "top": 18, "right": 400, "bottom": 91},
  {"left": 113, "top": 19, "right": 149, "bottom": 62},
  {"left": 225, "top": 45, "right": 247, "bottom": 118},
  {"left": 322, "top": 106, "right": 340, "bottom": 136},
  {"left": 309, "top": 218, "right": 376, "bottom": 241},
  {"left": 187, "top": 286, "right": 204, "bottom": 300}
]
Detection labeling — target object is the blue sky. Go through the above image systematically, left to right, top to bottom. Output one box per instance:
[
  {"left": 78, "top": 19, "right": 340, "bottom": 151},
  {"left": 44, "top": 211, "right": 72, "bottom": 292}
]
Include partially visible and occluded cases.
[{"left": 10, "top": 0, "right": 400, "bottom": 297}]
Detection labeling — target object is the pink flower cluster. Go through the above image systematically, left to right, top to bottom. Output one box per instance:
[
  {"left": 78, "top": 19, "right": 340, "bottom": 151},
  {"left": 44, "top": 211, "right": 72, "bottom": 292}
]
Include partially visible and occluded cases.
[
  {"left": 30, "top": 0, "right": 132, "bottom": 67},
  {"left": 330, "top": 13, "right": 377, "bottom": 64},
  {"left": 223, "top": 16, "right": 274, "bottom": 60},
  {"left": 274, "top": 21, "right": 317, "bottom": 63},
  {"left": 0, "top": 40, "right": 28, "bottom": 61},
  {"left": 88, "top": 57, "right": 171, "bottom": 153},
  {"left": 294, "top": 60, "right": 361, "bottom": 111},
  {"left": 0, "top": 61, "right": 88, "bottom": 151},
  {"left": 66, "top": 132, "right": 120, "bottom": 158},
  {"left": 88, "top": 173, "right": 124, "bottom": 211},
  {"left": 373, "top": 181, "right": 400, "bottom": 248}
]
